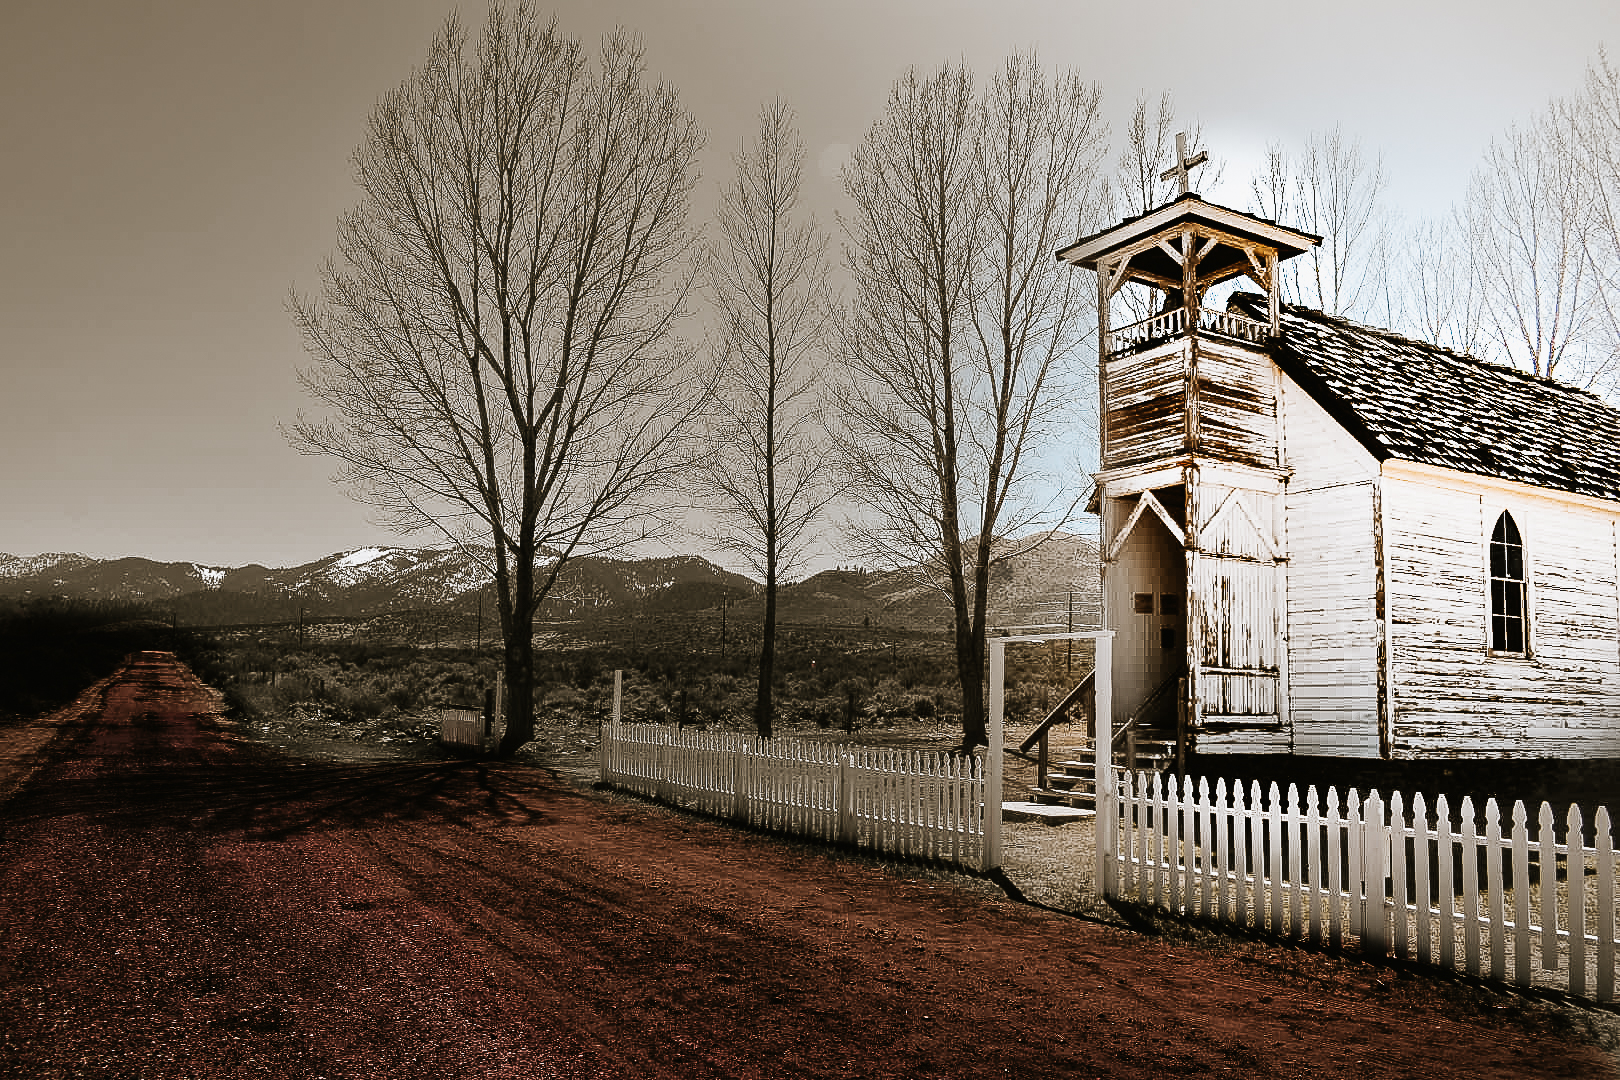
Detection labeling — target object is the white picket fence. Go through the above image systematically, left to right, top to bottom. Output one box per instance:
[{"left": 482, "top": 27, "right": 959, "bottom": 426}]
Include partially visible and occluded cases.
[
  {"left": 437, "top": 706, "right": 487, "bottom": 751},
  {"left": 598, "top": 722, "right": 988, "bottom": 870},
  {"left": 1105, "top": 771, "right": 1620, "bottom": 1002}
]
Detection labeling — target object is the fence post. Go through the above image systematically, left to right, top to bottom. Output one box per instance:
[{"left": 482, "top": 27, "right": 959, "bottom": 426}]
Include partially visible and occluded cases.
[
  {"left": 1094, "top": 633, "right": 1116, "bottom": 900},
  {"left": 612, "top": 669, "right": 622, "bottom": 724},
  {"left": 656, "top": 728, "right": 671, "bottom": 804},
  {"left": 1037, "top": 729, "right": 1049, "bottom": 791},
  {"left": 839, "top": 751, "right": 857, "bottom": 846},
  {"left": 1361, "top": 790, "right": 1388, "bottom": 956},
  {"left": 1597, "top": 806, "right": 1615, "bottom": 1003}
]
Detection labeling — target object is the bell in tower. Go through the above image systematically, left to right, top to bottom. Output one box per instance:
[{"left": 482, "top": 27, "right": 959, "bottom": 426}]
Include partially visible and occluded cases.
[{"left": 1054, "top": 138, "right": 1318, "bottom": 760}]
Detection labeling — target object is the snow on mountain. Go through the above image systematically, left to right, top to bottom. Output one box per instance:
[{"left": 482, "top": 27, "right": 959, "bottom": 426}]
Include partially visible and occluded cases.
[
  {"left": 0, "top": 544, "right": 758, "bottom": 623},
  {"left": 299, "top": 546, "right": 414, "bottom": 590},
  {"left": 0, "top": 553, "right": 95, "bottom": 580},
  {"left": 191, "top": 565, "right": 227, "bottom": 589}
]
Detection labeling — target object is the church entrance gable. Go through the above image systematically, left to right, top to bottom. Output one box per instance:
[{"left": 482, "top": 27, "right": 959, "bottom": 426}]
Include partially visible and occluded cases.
[{"left": 1104, "top": 490, "right": 1187, "bottom": 730}]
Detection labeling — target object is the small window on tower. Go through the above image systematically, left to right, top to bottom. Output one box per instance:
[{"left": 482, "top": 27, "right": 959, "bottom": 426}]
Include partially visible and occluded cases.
[
  {"left": 1133, "top": 593, "right": 1155, "bottom": 614},
  {"left": 1160, "top": 594, "right": 1178, "bottom": 617}
]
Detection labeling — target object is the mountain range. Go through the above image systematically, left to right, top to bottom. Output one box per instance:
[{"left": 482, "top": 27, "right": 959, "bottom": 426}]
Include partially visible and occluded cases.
[{"left": 0, "top": 535, "right": 1101, "bottom": 632}]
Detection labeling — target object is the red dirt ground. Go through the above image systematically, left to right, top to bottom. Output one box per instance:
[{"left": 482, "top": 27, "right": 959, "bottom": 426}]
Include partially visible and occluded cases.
[{"left": 0, "top": 651, "right": 1611, "bottom": 1079}]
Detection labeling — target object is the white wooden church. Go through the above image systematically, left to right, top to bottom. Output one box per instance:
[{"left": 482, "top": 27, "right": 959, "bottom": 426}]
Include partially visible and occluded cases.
[{"left": 1057, "top": 152, "right": 1620, "bottom": 762}]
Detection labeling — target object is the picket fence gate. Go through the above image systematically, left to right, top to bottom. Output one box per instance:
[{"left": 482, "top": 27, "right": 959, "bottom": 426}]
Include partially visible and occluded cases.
[
  {"left": 437, "top": 706, "right": 487, "bottom": 751},
  {"left": 598, "top": 722, "right": 988, "bottom": 871},
  {"left": 1104, "top": 771, "right": 1620, "bottom": 1002}
]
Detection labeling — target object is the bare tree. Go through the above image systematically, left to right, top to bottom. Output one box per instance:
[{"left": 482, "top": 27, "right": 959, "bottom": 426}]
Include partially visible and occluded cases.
[
  {"left": 289, "top": 6, "right": 706, "bottom": 756},
  {"left": 1572, "top": 50, "right": 1620, "bottom": 382},
  {"left": 836, "top": 54, "right": 1107, "bottom": 751},
  {"left": 702, "top": 100, "right": 833, "bottom": 738},
  {"left": 1465, "top": 107, "right": 1600, "bottom": 382},
  {"left": 1249, "top": 128, "right": 1392, "bottom": 319},
  {"left": 1397, "top": 214, "right": 1491, "bottom": 358}
]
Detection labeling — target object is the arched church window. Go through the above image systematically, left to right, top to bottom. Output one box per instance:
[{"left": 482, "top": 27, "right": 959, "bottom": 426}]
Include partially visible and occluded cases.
[{"left": 1489, "top": 511, "right": 1528, "bottom": 654}]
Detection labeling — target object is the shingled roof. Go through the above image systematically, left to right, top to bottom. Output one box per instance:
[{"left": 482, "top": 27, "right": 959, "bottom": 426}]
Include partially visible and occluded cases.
[{"left": 1225, "top": 292, "right": 1620, "bottom": 503}]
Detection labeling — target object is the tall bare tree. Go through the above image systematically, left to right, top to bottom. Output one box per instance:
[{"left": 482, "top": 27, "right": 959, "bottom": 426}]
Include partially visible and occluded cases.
[
  {"left": 289, "top": 6, "right": 705, "bottom": 756},
  {"left": 1572, "top": 50, "right": 1620, "bottom": 382},
  {"left": 836, "top": 54, "right": 1107, "bottom": 751},
  {"left": 702, "top": 100, "right": 833, "bottom": 738},
  {"left": 1465, "top": 107, "right": 1600, "bottom": 382},
  {"left": 1249, "top": 128, "right": 1392, "bottom": 319},
  {"left": 1398, "top": 214, "right": 1492, "bottom": 359}
]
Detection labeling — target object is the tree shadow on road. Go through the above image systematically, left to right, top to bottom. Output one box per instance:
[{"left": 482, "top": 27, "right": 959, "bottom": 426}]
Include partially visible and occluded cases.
[{"left": 0, "top": 739, "right": 561, "bottom": 842}]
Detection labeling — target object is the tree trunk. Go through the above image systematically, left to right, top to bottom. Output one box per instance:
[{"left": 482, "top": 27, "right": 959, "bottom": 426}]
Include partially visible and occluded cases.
[
  {"left": 948, "top": 534, "right": 996, "bottom": 754},
  {"left": 959, "top": 541, "right": 994, "bottom": 752},
  {"left": 947, "top": 548, "right": 988, "bottom": 752},
  {"left": 495, "top": 552, "right": 537, "bottom": 758},
  {"left": 756, "top": 574, "right": 776, "bottom": 739},
  {"left": 497, "top": 624, "right": 536, "bottom": 756},
  {"left": 955, "top": 624, "right": 988, "bottom": 752}
]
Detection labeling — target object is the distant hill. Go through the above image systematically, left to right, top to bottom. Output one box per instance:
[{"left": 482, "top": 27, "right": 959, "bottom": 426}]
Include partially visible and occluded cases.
[
  {"left": 0, "top": 533, "right": 1100, "bottom": 632},
  {"left": 748, "top": 533, "right": 1102, "bottom": 632},
  {"left": 0, "top": 547, "right": 758, "bottom": 626}
]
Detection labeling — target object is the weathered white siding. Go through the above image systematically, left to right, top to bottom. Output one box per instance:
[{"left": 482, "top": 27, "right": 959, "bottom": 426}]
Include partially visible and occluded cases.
[
  {"left": 1104, "top": 340, "right": 1187, "bottom": 470},
  {"left": 1195, "top": 340, "right": 1280, "bottom": 469},
  {"left": 1279, "top": 374, "right": 1382, "bottom": 758},
  {"left": 1382, "top": 464, "right": 1620, "bottom": 757}
]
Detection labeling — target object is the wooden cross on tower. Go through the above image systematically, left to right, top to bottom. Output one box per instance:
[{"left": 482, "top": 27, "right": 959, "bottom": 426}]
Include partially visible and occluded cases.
[{"left": 1159, "top": 131, "right": 1208, "bottom": 196}]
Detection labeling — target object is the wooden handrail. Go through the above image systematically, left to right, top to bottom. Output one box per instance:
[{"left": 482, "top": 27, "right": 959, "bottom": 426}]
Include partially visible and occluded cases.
[
  {"left": 1018, "top": 670, "right": 1095, "bottom": 756},
  {"left": 1112, "top": 673, "right": 1179, "bottom": 747}
]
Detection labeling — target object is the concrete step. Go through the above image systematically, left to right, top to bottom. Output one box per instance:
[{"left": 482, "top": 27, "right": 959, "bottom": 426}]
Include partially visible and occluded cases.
[{"left": 1003, "top": 800, "right": 1094, "bottom": 824}]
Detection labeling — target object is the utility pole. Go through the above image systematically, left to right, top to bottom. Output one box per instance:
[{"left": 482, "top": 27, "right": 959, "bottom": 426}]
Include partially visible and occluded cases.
[{"left": 1066, "top": 589, "right": 1074, "bottom": 675}]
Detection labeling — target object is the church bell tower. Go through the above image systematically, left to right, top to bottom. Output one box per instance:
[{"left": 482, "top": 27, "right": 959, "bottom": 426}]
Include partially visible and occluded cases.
[{"left": 1055, "top": 138, "right": 1318, "bottom": 756}]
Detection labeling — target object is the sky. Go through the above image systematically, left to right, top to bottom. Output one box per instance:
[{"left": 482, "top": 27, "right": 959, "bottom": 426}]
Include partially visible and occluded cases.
[{"left": 2, "top": 0, "right": 1616, "bottom": 571}]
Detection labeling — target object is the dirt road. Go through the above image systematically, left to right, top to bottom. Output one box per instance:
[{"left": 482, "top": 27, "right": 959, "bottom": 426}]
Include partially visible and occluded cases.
[{"left": 0, "top": 652, "right": 1609, "bottom": 1079}]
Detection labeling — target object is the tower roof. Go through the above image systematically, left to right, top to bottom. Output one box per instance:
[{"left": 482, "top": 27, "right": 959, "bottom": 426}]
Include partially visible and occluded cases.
[
  {"left": 1056, "top": 194, "right": 1319, "bottom": 290},
  {"left": 1228, "top": 292, "right": 1620, "bottom": 503}
]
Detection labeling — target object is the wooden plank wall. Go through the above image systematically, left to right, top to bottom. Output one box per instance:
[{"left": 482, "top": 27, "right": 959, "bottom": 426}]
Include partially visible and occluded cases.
[
  {"left": 1103, "top": 340, "right": 1188, "bottom": 469},
  {"left": 1195, "top": 341, "right": 1280, "bottom": 469},
  {"left": 1279, "top": 374, "right": 1383, "bottom": 757},
  {"left": 1383, "top": 471, "right": 1620, "bottom": 757},
  {"left": 1285, "top": 483, "right": 1381, "bottom": 756}
]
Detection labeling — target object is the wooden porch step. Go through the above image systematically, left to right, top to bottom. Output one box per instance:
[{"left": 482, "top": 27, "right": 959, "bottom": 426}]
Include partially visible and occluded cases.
[{"left": 1031, "top": 785, "right": 1096, "bottom": 810}]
